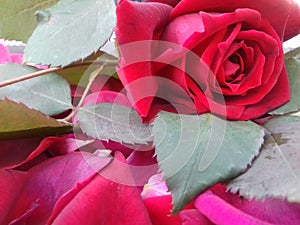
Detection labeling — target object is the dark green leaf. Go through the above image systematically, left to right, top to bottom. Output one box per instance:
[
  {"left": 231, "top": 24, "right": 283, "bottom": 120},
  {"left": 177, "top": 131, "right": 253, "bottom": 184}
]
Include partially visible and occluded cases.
[
  {"left": 0, "top": 0, "right": 58, "bottom": 42},
  {"left": 24, "top": 0, "right": 116, "bottom": 67},
  {"left": 270, "top": 47, "right": 300, "bottom": 115},
  {"left": 0, "top": 63, "right": 72, "bottom": 115},
  {"left": 0, "top": 99, "right": 72, "bottom": 139},
  {"left": 78, "top": 103, "right": 152, "bottom": 144},
  {"left": 153, "top": 112, "right": 264, "bottom": 214},
  {"left": 228, "top": 115, "right": 300, "bottom": 202}
]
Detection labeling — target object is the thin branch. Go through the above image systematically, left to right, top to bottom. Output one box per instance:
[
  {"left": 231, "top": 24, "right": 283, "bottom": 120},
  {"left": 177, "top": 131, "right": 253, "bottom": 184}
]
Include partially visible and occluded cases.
[
  {"left": 0, "top": 59, "right": 118, "bottom": 88},
  {"left": 61, "top": 62, "right": 107, "bottom": 122},
  {"left": 0, "top": 67, "right": 62, "bottom": 88}
]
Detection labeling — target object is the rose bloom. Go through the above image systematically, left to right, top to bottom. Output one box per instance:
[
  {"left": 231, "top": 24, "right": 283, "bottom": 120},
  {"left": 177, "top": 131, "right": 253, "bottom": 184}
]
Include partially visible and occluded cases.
[{"left": 116, "top": 0, "right": 300, "bottom": 120}]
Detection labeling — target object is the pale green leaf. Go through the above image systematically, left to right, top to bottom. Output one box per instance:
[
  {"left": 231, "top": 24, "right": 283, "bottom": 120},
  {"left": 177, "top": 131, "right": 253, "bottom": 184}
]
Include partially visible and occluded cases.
[
  {"left": 0, "top": 0, "right": 58, "bottom": 42},
  {"left": 24, "top": 0, "right": 116, "bottom": 67},
  {"left": 270, "top": 47, "right": 300, "bottom": 115},
  {"left": 0, "top": 63, "right": 72, "bottom": 115},
  {"left": 0, "top": 99, "right": 72, "bottom": 139},
  {"left": 78, "top": 103, "right": 152, "bottom": 144},
  {"left": 153, "top": 112, "right": 264, "bottom": 214},
  {"left": 228, "top": 115, "right": 300, "bottom": 202}
]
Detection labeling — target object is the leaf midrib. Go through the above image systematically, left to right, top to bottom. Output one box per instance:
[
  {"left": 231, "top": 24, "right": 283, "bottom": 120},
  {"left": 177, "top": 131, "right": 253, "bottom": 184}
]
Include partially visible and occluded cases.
[{"left": 8, "top": 83, "right": 72, "bottom": 108}]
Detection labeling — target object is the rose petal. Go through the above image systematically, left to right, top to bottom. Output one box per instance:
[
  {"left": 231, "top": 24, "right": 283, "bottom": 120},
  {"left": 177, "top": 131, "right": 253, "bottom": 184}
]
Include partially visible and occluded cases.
[
  {"left": 116, "top": 0, "right": 172, "bottom": 118},
  {"left": 146, "top": 0, "right": 181, "bottom": 7},
  {"left": 170, "top": 0, "right": 300, "bottom": 41},
  {"left": 163, "top": 9, "right": 262, "bottom": 49},
  {"left": 225, "top": 19, "right": 285, "bottom": 109},
  {"left": 0, "top": 44, "right": 12, "bottom": 63},
  {"left": 0, "top": 44, "right": 23, "bottom": 64},
  {"left": 9, "top": 54, "right": 23, "bottom": 63},
  {"left": 240, "top": 68, "right": 290, "bottom": 120},
  {"left": 90, "top": 75, "right": 124, "bottom": 93},
  {"left": 83, "top": 90, "right": 131, "bottom": 108},
  {"left": 0, "top": 137, "right": 63, "bottom": 170},
  {"left": 47, "top": 137, "right": 94, "bottom": 155},
  {"left": 0, "top": 138, "right": 42, "bottom": 169},
  {"left": 126, "top": 150, "right": 159, "bottom": 187},
  {"left": 127, "top": 150, "right": 157, "bottom": 166},
  {"left": 3, "top": 152, "right": 111, "bottom": 224},
  {"left": 49, "top": 152, "right": 152, "bottom": 225},
  {"left": 0, "top": 170, "right": 28, "bottom": 224},
  {"left": 141, "top": 173, "right": 169, "bottom": 199},
  {"left": 195, "top": 185, "right": 300, "bottom": 225},
  {"left": 195, "top": 191, "right": 273, "bottom": 225},
  {"left": 144, "top": 194, "right": 196, "bottom": 225},
  {"left": 144, "top": 195, "right": 183, "bottom": 225},
  {"left": 179, "top": 209, "right": 214, "bottom": 225}
]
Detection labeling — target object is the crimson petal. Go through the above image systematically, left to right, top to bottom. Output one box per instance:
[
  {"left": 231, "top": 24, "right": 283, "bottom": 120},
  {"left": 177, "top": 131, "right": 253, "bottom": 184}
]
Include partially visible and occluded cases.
[
  {"left": 116, "top": 0, "right": 172, "bottom": 118},
  {"left": 170, "top": 0, "right": 300, "bottom": 41}
]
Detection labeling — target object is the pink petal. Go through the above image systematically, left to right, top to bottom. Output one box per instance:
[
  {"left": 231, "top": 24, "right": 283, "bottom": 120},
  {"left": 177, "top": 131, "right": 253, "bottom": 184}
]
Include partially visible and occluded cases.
[
  {"left": 170, "top": 0, "right": 300, "bottom": 41},
  {"left": 0, "top": 44, "right": 12, "bottom": 63},
  {"left": 0, "top": 44, "right": 23, "bottom": 64},
  {"left": 10, "top": 54, "right": 23, "bottom": 64},
  {"left": 83, "top": 90, "right": 131, "bottom": 108},
  {"left": 47, "top": 137, "right": 94, "bottom": 155},
  {"left": 126, "top": 150, "right": 159, "bottom": 187},
  {"left": 3, "top": 152, "right": 111, "bottom": 224},
  {"left": 49, "top": 152, "right": 152, "bottom": 225},
  {"left": 0, "top": 170, "right": 28, "bottom": 224},
  {"left": 141, "top": 173, "right": 169, "bottom": 199},
  {"left": 195, "top": 185, "right": 300, "bottom": 225},
  {"left": 195, "top": 191, "right": 272, "bottom": 225},
  {"left": 144, "top": 195, "right": 183, "bottom": 225},
  {"left": 179, "top": 209, "right": 214, "bottom": 225}
]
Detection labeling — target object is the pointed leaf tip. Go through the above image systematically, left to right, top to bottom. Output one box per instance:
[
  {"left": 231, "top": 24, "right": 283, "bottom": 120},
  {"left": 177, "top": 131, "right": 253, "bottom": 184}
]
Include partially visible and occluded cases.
[
  {"left": 0, "top": 99, "right": 72, "bottom": 139},
  {"left": 153, "top": 112, "right": 265, "bottom": 214}
]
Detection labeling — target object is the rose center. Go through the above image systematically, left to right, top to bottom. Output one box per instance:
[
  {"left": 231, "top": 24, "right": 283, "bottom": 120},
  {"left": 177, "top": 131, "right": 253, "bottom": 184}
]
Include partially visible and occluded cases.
[{"left": 225, "top": 51, "right": 245, "bottom": 84}]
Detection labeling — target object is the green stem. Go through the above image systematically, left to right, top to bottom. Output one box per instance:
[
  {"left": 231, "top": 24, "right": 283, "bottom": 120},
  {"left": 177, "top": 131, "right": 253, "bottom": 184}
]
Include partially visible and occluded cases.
[
  {"left": 0, "top": 60, "right": 118, "bottom": 88},
  {"left": 61, "top": 62, "right": 107, "bottom": 122}
]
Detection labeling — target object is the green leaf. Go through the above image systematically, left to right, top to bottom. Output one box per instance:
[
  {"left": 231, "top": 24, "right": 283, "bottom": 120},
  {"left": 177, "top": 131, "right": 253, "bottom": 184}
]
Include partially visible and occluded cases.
[
  {"left": 0, "top": 0, "right": 58, "bottom": 42},
  {"left": 24, "top": 0, "right": 116, "bottom": 67},
  {"left": 284, "top": 46, "right": 300, "bottom": 59},
  {"left": 270, "top": 47, "right": 300, "bottom": 115},
  {"left": 0, "top": 63, "right": 72, "bottom": 115},
  {"left": 0, "top": 99, "right": 72, "bottom": 139},
  {"left": 78, "top": 103, "right": 152, "bottom": 144},
  {"left": 153, "top": 112, "right": 265, "bottom": 214},
  {"left": 228, "top": 115, "right": 300, "bottom": 202}
]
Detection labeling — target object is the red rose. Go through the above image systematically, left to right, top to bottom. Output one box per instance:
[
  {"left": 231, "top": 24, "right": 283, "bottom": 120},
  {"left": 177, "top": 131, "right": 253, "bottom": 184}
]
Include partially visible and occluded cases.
[{"left": 116, "top": 0, "right": 300, "bottom": 120}]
